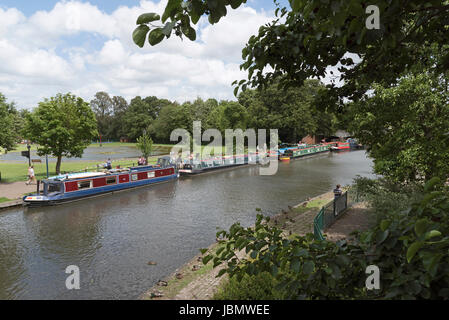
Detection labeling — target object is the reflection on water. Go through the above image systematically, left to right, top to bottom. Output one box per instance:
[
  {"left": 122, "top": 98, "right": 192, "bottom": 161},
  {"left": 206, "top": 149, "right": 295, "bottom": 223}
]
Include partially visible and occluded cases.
[{"left": 0, "top": 151, "right": 374, "bottom": 299}]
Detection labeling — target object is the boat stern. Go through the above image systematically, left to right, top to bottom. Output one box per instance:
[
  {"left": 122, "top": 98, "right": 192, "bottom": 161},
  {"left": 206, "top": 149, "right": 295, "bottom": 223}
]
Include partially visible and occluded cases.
[{"left": 22, "top": 194, "right": 52, "bottom": 206}]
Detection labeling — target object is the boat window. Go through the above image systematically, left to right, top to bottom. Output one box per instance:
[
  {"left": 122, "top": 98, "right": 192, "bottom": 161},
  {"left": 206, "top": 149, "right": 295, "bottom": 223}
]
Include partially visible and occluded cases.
[
  {"left": 147, "top": 171, "right": 155, "bottom": 178},
  {"left": 131, "top": 174, "right": 138, "bottom": 181},
  {"left": 106, "top": 177, "right": 116, "bottom": 184},
  {"left": 78, "top": 180, "right": 91, "bottom": 189},
  {"left": 48, "top": 183, "right": 61, "bottom": 193}
]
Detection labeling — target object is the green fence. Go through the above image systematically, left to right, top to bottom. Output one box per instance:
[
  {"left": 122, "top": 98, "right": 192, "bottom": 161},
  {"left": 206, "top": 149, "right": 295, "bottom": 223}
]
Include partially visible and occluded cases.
[{"left": 313, "top": 189, "right": 361, "bottom": 240}]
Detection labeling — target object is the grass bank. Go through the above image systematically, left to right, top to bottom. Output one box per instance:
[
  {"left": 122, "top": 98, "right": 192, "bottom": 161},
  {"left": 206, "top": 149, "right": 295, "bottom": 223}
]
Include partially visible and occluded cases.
[
  {"left": 0, "top": 157, "right": 160, "bottom": 183},
  {"left": 0, "top": 197, "right": 12, "bottom": 203}
]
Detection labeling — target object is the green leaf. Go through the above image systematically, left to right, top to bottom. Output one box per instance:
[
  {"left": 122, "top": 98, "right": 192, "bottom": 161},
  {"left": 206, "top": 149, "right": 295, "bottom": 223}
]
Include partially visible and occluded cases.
[
  {"left": 162, "top": 0, "right": 182, "bottom": 23},
  {"left": 229, "top": 0, "right": 244, "bottom": 9},
  {"left": 290, "top": 0, "right": 301, "bottom": 12},
  {"left": 136, "top": 13, "right": 160, "bottom": 24},
  {"left": 162, "top": 21, "right": 175, "bottom": 36},
  {"left": 132, "top": 25, "right": 150, "bottom": 48},
  {"left": 183, "top": 26, "right": 196, "bottom": 41},
  {"left": 148, "top": 28, "right": 165, "bottom": 46},
  {"left": 424, "top": 177, "right": 441, "bottom": 192},
  {"left": 414, "top": 218, "right": 428, "bottom": 237},
  {"left": 380, "top": 219, "right": 391, "bottom": 231},
  {"left": 375, "top": 230, "right": 389, "bottom": 244},
  {"left": 425, "top": 230, "right": 441, "bottom": 240},
  {"left": 407, "top": 241, "right": 424, "bottom": 263},
  {"left": 292, "top": 246, "right": 308, "bottom": 257},
  {"left": 202, "top": 255, "right": 213, "bottom": 265},
  {"left": 290, "top": 259, "right": 300, "bottom": 273},
  {"left": 303, "top": 260, "right": 315, "bottom": 275},
  {"left": 270, "top": 264, "right": 278, "bottom": 277},
  {"left": 216, "top": 268, "right": 227, "bottom": 278}
]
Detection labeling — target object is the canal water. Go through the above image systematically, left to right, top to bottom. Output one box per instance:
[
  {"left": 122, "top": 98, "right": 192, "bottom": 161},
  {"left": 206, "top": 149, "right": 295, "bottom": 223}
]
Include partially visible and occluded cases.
[{"left": 0, "top": 150, "right": 374, "bottom": 299}]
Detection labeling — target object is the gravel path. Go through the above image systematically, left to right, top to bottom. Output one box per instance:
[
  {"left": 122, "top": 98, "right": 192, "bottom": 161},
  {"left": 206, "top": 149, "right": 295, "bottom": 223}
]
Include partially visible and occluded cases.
[
  {"left": 0, "top": 181, "right": 37, "bottom": 200},
  {"left": 324, "top": 202, "right": 374, "bottom": 242}
]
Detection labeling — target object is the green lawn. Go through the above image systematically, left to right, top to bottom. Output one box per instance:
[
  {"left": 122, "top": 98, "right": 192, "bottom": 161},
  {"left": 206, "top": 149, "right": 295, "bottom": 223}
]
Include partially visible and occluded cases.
[{"left": 0, "top": 157, "right": 159, "bottom": 183}]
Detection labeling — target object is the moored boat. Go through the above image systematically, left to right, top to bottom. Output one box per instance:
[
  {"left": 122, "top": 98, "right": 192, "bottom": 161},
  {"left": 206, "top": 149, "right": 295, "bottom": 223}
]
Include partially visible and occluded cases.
[
  {"left": 330, "top": 142, "right": 350, "bottom": 151},
  {"left": 281, "top": 143, "right": 331, "bottom": 159},
  {"left": 178, "top": 153, "right": 263, "bottom": 175},
  {"left": 23, "top": 156, "right": 178, "bottom": 206}
]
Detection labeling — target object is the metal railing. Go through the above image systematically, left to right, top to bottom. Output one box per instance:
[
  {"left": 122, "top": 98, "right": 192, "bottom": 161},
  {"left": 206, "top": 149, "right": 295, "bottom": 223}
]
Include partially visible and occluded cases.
[{"left": 313, "top": 189, "right": 360, "bottom": 240}]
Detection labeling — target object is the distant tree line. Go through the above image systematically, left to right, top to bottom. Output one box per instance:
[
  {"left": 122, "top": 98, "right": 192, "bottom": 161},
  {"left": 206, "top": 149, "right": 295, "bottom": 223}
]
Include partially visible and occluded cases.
[{"left": 89, "top": 79, "right": 340, "bottom": 144}]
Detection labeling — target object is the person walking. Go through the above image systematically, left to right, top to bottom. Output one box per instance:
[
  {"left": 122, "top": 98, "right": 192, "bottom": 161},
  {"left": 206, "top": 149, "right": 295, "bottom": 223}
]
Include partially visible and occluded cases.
[{"left": 26, "top": 166, "right": 36, "bottom": 185}]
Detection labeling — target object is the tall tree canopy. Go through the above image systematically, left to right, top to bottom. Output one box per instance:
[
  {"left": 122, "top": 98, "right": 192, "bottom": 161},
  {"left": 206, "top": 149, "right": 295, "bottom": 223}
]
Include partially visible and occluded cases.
[
  {"left": 133, "top": 0, "right": 449, "bottom": 103},
  {"left": 349, "top": 74, "right": 449, "bottom": 183},
  {"left": 238, "top": 79, "right": 336, "bottom": 143},
  {"left": 90, "top": 91, "right": 113, "bottom": 141},
  {"left": 0, "top": 93, "right": 19, "bottom": 153},
  {"left": 24, "top": 93, "right": 98, "bottom": 174},
  {"left": 123, "top": 96, "right": 173, "bottom": 141}
]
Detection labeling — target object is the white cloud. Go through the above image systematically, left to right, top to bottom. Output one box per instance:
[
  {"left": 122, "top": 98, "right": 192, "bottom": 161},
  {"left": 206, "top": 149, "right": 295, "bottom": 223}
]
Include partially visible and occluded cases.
[{"left": 0, "top": 1, "right": 275, "bottom": 109}]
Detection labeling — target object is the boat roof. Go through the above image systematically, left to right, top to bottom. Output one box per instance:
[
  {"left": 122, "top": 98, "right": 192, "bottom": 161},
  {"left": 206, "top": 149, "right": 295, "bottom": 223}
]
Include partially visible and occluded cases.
[{"left": 48, "top": 171, "right": 108, "bottom": 181}]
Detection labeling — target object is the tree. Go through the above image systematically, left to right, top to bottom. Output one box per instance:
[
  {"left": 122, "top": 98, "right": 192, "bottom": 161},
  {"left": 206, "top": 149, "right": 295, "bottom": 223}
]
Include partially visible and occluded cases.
[
  {"left": 133, "top": 1, "right": 449, "bottom": 103},
  {"left": 349, "top": 73, "right": 449, "bottom": 183},
  {"left": 238, "top": 79, "right": 330, "bottom": 143},
  {"left": 90, "top": 92, "right": 113, "bottom": 142},
  {"left": 0, "top": 93, "right": 18, "bottom": 153},
  {"left": 24, "top": 93, "right": 98, "bottom": 174},
  {"left": 110, "top": 95, "right": 129, "bottom": 141},
  {"left": 123, "top": 96, "right": 172, "bottom": 141},
  {"left": 151, "top": 102, "right": 192, "bottom": 143},
  {"left": 136, "top": 130, "right": 153, "bottom": 164}
]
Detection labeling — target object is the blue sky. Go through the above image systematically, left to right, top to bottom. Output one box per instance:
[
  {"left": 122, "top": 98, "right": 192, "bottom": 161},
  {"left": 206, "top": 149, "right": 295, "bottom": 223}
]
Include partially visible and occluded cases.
[{"left": 0, "top": 0, "right": 291, "bottom": 109}]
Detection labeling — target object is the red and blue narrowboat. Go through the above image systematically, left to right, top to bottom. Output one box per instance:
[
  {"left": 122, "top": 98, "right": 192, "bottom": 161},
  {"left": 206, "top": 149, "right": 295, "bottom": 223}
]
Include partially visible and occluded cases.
[{"left": 23, "top": 156, "right": 178, "bottom": 206}]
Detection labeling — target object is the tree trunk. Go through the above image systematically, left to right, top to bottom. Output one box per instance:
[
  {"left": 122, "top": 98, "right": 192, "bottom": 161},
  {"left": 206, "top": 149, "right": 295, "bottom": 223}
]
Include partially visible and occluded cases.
[{"left": 56, "top": 155, "right": 62, "bottom": 175}]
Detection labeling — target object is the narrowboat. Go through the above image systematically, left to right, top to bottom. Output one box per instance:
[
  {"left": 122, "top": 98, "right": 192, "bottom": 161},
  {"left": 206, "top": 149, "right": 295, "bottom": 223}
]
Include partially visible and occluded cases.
[
  {"left": 330, "top": 142, "right": 351, "bottom": 151},
  {"left": 281, "top": 143, "right": 331, "bottom": 159},
  {"left": 178, "top": 154, "right": 261, "bottom": 175},
  {"left": 23, "top": 156, "right": 178, "bottom": 206}
]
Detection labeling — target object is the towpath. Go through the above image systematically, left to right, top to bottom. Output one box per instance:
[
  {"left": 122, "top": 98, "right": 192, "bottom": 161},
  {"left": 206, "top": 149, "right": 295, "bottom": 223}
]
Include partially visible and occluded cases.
[{"left": 0, "top": 181, "right": 36, "bottom": 200}]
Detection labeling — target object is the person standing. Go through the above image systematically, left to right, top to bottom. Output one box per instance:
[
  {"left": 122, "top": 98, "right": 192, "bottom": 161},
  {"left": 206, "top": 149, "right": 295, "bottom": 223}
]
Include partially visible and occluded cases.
[
  {"left": 106, "top": 158, "right": 112, "bottom": 170},
  {"left": 26, "top": 166, "right": 36, "bottom": 185},
  {"left": 333, "top": 184, "right": 343, "bottom": 199}
]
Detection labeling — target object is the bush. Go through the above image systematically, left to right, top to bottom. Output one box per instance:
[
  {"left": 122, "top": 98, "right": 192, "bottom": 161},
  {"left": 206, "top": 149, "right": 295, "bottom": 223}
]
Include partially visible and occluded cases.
[
  {"left": 353, "top": 176, "right": 423, "bottom": 221},
  {"left": 205, "top": 178, "right": 449, "bottom": 299},
  {"left": 214, "top": 272, "right": 286, "bottom": 300}
]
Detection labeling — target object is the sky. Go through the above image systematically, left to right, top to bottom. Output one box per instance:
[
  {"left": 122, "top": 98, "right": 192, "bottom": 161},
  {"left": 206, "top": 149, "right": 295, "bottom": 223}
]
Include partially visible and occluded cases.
[{"left": 0, "top": 0, "right": 294, "bottom": 109}]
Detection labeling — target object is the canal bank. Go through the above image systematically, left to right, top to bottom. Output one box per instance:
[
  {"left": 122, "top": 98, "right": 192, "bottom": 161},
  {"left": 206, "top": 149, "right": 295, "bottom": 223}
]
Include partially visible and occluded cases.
[
  {"left": 141, "top": 190, "right": 337, "bottom": 300},
  {"left": 142, "top": 190, "right": 373, "bottom": 300}
]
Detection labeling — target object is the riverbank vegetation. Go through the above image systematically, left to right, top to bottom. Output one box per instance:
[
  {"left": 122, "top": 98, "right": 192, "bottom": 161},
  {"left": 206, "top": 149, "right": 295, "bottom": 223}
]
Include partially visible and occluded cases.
[{"left": 132, "top": 0, "right": 449, "bottom": 300}]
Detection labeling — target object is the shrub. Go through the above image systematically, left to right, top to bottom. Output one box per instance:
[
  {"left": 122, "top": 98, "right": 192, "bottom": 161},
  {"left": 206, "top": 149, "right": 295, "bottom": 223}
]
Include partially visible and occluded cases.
[
  {"left": 205, "top": 178, "right": 449, "bottom": 299},
  {"left": 214, "top": 272, "right": 286, "bottom": 300}
]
